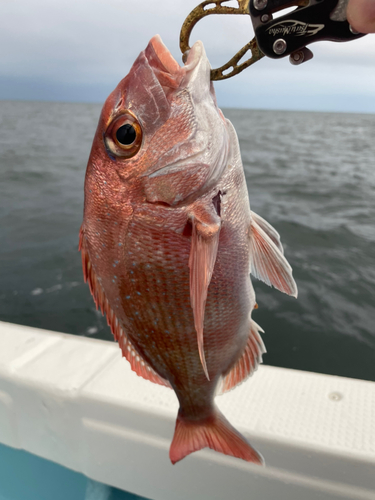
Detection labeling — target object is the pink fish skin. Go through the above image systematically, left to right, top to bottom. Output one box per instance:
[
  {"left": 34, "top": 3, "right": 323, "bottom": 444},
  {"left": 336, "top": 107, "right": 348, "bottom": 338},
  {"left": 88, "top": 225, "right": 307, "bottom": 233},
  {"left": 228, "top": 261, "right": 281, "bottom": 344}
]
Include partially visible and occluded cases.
[{"left": 80, "top": 35, "right": 297, "bottom": 465}]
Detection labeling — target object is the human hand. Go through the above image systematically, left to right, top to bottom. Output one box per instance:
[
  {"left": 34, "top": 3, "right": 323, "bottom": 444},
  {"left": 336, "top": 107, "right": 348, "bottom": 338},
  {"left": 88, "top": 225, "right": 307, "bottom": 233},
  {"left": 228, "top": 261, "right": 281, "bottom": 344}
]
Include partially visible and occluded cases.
[{"left": 347, "top": 0, "right": 375, "bottom": 33}]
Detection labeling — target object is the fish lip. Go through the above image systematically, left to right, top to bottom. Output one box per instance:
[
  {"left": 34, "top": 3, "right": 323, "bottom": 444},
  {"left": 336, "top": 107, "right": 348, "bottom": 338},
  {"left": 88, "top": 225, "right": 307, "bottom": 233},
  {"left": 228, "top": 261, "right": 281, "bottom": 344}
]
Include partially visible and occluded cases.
[
  {"left": 149, "top": 35, "right": 203, "bottom": 86},
  {"left": 149, "top": 35, "right": 182, "bottom": 78},
  {"left": 183, "top": 41, "right": 203, "bottom": 74}
]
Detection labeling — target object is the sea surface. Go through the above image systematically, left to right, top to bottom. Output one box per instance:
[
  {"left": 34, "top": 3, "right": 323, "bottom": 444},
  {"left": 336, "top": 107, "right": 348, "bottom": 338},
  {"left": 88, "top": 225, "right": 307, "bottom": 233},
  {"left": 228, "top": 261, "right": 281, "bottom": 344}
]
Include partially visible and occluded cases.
[{"left": 1, "top": 100, "right": 374, "bottom": 382}]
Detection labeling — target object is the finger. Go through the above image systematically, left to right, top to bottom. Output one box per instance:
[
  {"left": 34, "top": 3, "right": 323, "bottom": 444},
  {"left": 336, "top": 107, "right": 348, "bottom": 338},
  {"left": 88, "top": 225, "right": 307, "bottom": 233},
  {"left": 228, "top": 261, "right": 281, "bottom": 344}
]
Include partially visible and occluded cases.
[{"left": 347, "top": 0, "right": 375, "bottom": 33}]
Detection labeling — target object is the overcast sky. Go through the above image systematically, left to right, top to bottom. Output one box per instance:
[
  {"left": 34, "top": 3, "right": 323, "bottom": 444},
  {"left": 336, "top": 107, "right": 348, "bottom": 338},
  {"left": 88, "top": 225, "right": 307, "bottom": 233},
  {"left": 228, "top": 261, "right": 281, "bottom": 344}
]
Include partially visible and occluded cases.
[{"left": 1, "top": 0, "right": 375, "bottom": 112}]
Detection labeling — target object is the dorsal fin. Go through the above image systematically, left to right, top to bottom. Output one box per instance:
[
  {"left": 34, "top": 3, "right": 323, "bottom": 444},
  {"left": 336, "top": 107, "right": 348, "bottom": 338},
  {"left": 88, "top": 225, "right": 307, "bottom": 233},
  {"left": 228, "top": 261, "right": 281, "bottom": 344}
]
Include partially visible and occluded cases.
[
  {"left": 188, "top": 204, "right": 221, "bottom": 380},
  {"left": 250, "top": 216, "right": 298, "bottom": 298},
  {"left": 79, "top": 226, "right": 171, "bottom": 388},
  {"left": 220, "top": 320, "right": 266, "bottom": 394}
]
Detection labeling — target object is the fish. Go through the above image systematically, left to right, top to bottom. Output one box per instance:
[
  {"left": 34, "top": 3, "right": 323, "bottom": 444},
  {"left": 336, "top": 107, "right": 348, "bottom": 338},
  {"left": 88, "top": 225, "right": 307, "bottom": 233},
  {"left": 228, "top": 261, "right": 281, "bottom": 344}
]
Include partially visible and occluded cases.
[{"left": 79, "top": 35, "right": 297, "bottom": 465}]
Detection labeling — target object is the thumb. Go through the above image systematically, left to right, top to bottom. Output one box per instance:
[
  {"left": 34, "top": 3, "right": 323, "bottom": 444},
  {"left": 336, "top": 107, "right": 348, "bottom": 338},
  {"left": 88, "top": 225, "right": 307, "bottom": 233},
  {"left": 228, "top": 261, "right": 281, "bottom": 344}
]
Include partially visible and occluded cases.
[{"left": 347, "top": 0, "right": 375, "bottom": 33}]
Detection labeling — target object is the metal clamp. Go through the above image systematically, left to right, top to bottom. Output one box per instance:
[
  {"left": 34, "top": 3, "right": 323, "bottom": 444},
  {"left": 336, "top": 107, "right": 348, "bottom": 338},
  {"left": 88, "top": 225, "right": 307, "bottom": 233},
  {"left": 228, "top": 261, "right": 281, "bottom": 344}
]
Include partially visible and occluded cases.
[
  {"left": 180, "top": 0, "right": 264, "bottom": 81},
  {"left": 180, "top": 0, "right": 366, "bottom": 80}
]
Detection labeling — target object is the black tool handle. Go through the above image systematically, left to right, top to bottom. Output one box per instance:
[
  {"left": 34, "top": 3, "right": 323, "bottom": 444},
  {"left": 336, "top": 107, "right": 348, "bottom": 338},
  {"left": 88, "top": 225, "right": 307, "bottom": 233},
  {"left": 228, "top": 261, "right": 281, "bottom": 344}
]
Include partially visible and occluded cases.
[{"left": 249, "top": 0, "right": 364, "bottom": 59}]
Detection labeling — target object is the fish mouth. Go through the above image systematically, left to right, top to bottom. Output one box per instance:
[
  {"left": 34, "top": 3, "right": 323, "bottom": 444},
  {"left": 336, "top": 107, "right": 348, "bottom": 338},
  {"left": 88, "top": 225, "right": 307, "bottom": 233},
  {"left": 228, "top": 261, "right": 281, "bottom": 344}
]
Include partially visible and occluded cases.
[
  {"left": 146, "top": 35, "right": 204, "bottom": 94},
  {"left": 141, "top": 36, "right": 227, "bottom": 206}
]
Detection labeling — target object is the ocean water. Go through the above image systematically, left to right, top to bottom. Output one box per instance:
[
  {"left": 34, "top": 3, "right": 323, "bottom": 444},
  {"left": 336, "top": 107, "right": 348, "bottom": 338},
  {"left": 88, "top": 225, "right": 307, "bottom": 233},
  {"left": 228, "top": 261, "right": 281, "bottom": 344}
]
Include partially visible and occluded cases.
[
  {"left": 1, "top": 100, "right": 374, "bottom": 382},
  {"left": 0, "top": 443, "right": 147, "bottom": 500}
]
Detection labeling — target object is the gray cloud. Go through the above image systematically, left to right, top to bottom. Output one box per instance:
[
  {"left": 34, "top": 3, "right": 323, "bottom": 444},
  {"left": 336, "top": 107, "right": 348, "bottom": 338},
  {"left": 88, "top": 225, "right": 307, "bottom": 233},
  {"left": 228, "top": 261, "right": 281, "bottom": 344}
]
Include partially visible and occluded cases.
[{"left": 1, "top": 0, "right": 375, "bottom": 112}]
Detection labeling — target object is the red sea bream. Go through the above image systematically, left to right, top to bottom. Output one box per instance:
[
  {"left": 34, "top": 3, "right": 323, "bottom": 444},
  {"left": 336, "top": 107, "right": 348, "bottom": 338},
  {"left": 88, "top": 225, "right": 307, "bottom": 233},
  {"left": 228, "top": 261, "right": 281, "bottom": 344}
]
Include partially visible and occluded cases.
[{"left": 79, "top": 35, "right": 297, "bottom": 465}]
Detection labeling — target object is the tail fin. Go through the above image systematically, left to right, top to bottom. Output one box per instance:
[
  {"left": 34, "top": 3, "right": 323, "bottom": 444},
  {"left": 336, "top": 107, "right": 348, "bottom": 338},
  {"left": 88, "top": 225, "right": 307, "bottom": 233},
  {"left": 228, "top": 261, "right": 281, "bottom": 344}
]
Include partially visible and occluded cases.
[{"left": 169, "top": 408, "right": 264, "bottom": 465}]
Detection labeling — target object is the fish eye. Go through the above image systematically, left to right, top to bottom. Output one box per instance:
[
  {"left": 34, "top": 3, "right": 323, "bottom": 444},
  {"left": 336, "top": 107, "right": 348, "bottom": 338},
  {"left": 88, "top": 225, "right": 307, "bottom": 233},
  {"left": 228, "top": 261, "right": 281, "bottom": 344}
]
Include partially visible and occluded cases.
[
  {"left": 105, "top": 111, "right": 143, "bottom": 159},
  {"left": 116, "top": 124, "right": 136, "bottom": 146}
]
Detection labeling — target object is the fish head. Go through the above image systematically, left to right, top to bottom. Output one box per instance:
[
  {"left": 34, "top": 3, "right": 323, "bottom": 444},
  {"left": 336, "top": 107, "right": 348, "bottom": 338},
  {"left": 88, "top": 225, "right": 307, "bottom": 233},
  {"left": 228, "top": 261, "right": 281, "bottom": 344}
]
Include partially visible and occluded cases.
[{"left": 84, "top": 35, "right": 229, "bottom": 209}]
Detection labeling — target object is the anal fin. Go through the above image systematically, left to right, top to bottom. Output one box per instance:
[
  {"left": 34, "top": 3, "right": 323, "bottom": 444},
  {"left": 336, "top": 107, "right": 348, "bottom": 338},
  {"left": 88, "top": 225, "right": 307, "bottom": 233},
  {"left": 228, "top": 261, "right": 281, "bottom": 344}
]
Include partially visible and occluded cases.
[
  {"left": 189, "top": 203, "right": 221, "bottom": 381},
  {"left": 79, "top": 226, "right": 171, "bottom": 389},
  {"left": 221, "top": 320, "right": 266, "bottom": 393}
]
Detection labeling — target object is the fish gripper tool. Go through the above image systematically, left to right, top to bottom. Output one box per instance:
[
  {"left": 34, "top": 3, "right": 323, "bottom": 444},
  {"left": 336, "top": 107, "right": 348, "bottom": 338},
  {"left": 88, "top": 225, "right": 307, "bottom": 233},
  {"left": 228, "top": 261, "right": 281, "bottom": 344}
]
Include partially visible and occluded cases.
[{"left": 180, "top": 0, "right": 366, "bottom": 80}]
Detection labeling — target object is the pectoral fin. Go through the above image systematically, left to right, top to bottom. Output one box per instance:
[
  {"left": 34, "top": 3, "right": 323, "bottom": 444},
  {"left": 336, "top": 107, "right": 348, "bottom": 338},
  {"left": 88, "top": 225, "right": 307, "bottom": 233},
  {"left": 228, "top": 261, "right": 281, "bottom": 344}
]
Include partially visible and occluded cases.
[
  {"left": 189, "top": 204, "right": 221, "bottom": 380},
  {"left": 251, "top": 211, "right": 284, "bottom": 254},
  {"left": 250, "top": 215, "right": 298, "bottom": 297}
]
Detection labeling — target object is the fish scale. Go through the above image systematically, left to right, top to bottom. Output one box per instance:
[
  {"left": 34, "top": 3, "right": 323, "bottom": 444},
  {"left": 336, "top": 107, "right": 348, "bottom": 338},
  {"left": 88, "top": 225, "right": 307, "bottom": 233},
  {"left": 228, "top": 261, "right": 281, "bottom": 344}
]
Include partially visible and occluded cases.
[
  {"left": 80, "top": 35, "right": 297, "bottom": 464},
  {"left": 126, "top": 195, "right": 248, "bottom": 378}
]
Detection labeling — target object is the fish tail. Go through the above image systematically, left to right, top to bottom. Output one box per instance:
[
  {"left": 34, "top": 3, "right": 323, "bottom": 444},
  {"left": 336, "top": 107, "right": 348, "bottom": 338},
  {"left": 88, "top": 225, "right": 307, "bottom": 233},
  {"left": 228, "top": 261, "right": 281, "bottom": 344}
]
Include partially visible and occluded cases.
[{"left": 169, "top": 407, "right": 264, "bottom": 465}]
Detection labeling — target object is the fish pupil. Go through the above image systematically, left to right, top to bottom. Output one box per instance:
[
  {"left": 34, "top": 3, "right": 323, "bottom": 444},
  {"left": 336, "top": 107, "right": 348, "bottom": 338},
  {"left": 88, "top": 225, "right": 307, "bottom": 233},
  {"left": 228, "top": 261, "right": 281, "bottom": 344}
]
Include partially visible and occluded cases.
[{"left": 116, "top": 124, "right": 136, "bottom": 145}]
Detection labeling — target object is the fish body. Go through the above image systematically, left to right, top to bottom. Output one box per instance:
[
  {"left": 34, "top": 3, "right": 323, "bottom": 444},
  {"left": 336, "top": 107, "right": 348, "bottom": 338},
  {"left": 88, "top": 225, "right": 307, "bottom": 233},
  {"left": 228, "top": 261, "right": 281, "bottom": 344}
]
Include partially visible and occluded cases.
[{"left": 80, "top": 36, "right": 297, "bottom": 464}]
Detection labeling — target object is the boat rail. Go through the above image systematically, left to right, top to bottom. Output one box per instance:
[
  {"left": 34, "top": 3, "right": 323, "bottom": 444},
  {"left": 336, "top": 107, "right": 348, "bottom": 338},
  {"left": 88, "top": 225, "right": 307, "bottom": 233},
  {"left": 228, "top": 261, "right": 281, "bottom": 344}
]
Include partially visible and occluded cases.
[{"left": 0, "top": 320, "right": 374, "bottom": 499}]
